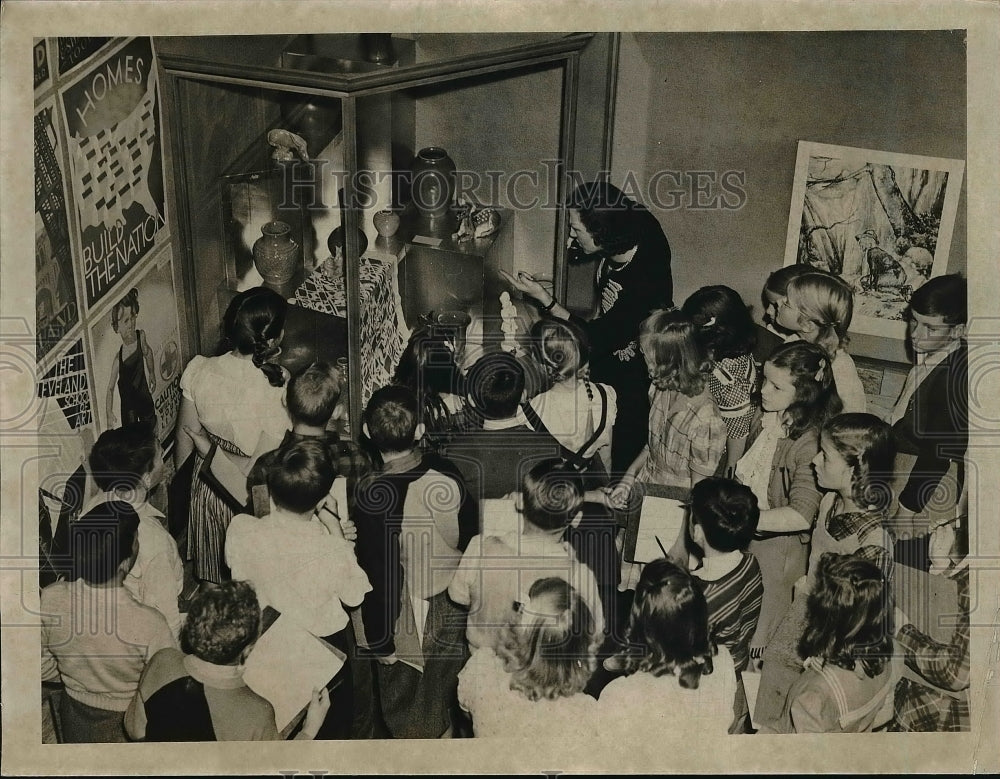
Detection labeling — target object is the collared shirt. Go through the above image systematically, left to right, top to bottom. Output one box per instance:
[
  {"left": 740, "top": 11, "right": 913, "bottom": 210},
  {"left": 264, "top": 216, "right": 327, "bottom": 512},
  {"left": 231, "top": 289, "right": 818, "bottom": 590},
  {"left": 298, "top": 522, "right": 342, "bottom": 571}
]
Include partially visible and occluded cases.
[
  {"left": 889, "top": 339, "right": 961, "bottom": 426},
  {"left": 80, "top": 492, "right": 184, "bottom": 638},
  {"left": 892, "top": 567, "right": 971, "bottom": 731},
  {"left": 183, "top": 654, "right": 246, "bottom": 689}
]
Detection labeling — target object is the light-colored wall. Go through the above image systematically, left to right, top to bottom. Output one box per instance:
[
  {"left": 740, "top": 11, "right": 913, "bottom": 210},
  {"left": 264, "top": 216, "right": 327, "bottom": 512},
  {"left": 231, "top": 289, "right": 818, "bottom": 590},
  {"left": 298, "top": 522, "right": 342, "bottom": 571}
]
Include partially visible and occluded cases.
[{"left": 600, "top": 31, "right": 967, "bottom": 364}]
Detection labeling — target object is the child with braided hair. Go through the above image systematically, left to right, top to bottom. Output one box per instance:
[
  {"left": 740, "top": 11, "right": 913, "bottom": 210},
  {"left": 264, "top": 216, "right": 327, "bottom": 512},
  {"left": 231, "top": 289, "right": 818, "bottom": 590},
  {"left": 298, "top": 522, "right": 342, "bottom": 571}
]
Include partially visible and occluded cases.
[{"left": 175, "top": 287, "right": 291, "bottom": 587}]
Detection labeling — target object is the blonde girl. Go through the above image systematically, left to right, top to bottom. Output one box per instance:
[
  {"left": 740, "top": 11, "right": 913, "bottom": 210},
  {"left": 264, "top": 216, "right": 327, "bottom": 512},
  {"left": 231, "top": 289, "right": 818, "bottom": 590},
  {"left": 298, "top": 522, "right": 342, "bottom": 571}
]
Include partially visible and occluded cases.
[
  {"left": 773, "top": 272, "right": 867, "bottom": 412},
  {"left": 609, "top": 310, "right": 726, "bottom": 507}
]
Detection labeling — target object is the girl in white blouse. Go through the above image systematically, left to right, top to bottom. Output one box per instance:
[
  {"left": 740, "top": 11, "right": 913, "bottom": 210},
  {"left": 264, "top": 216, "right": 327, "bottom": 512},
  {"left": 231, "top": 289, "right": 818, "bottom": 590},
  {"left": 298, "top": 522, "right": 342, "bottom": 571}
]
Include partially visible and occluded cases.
[{"left": 457, "top": 577, "right": 602, "bottom": 738}]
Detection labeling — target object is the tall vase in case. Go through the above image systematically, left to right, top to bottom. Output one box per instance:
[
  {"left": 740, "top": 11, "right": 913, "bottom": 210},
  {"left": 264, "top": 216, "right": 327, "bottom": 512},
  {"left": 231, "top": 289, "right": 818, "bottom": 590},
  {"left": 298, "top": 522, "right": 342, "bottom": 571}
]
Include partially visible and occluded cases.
[
  {"left": 410, "top": 147, "right": 456, "bottom": 223},
  {"left": 253, "top": 220, "right": 301, "bottom": 287}
]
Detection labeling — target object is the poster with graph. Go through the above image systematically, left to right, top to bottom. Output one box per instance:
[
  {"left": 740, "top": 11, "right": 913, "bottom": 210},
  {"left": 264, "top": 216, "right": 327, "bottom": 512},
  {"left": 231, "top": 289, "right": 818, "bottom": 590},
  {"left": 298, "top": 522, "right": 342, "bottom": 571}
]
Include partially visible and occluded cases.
[{"left": 60, "top": 36, "right": 166, "bottom": 311}]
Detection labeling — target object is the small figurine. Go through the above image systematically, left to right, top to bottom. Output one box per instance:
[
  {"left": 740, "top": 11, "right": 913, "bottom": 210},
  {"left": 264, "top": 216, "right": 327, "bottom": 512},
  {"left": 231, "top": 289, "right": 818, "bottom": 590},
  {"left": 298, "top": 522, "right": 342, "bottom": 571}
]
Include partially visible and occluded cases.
[
  {"left": 267, "top": 129, "right": 310, "bottom": 163},
  {"left": 452, "top": 196, "right": 501, "bottom": 242}
]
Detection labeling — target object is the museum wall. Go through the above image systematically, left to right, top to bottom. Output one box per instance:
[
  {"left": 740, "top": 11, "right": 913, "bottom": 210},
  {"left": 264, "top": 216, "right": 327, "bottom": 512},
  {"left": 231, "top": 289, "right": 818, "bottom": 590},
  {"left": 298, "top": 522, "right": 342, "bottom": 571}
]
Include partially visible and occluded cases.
[{"left": 605, "top": 31, "right": 967, "bottom": 363}]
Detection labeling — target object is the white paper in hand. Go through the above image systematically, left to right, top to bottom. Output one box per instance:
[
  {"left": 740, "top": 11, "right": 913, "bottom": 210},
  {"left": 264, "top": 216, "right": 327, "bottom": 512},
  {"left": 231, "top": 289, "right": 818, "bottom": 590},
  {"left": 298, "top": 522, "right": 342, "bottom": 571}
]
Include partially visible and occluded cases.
[
  {"left": 633, "top": 496, "right": 687, "bottom": 564},
  {"left": 243, "top": 614, "right": 343, "bottom": 731}
]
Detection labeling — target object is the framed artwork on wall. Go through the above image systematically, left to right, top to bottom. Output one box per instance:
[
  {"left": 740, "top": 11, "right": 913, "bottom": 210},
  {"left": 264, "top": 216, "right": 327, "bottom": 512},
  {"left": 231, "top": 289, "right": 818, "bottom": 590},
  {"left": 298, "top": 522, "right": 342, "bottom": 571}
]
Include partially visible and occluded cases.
[{"left": 783, "top": 141, "right": 964, "bottom": 339}]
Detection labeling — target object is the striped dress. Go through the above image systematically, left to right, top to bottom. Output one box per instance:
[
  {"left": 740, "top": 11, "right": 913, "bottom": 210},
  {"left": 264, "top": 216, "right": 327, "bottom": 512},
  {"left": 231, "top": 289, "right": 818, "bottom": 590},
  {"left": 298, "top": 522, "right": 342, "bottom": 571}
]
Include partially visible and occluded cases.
[{"left": 179, "top": 354, "right": 289, "bottom": 584}]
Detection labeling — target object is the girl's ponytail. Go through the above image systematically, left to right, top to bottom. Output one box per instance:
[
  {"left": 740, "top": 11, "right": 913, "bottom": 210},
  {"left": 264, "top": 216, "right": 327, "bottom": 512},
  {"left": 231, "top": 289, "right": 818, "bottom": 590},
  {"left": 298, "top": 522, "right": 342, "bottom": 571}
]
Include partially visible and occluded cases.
[
  {"left": 222, "top": 287, "right": 287, "bottom": 387},
  {"left": 252, "top": 333, "right": 285, "bottom": 387}
]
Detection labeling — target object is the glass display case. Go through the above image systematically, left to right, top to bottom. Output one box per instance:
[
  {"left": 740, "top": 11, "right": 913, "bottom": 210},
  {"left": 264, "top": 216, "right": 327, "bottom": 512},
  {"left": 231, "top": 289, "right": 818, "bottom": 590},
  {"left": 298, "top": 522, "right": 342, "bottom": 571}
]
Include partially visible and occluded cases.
[{"left": 155, "top": 32, "right": 595, "bottom": 433}]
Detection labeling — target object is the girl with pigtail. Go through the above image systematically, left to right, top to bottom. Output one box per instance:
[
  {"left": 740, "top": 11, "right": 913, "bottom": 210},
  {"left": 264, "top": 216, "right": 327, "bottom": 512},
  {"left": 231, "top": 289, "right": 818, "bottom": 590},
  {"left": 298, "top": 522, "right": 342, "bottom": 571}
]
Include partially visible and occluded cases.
[
  {"left": 772, "top": 272, "right": 867, "bottom": 413},
  {"left": 175, "top": 287, "right": 292, "bottom": 588},
  {"left": 740, "top": 341, "right": 842, "bottom": 661},
  {"left": 753, "top": 412, "right": 897, "bottom": 730}
]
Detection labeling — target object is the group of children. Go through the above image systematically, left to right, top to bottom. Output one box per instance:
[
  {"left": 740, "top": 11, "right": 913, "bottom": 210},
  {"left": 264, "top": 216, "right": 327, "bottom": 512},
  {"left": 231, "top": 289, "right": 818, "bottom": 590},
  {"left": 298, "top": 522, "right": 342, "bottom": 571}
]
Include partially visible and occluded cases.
[{"left": 41, "top": 265, "right": 972, "bottom": 742}]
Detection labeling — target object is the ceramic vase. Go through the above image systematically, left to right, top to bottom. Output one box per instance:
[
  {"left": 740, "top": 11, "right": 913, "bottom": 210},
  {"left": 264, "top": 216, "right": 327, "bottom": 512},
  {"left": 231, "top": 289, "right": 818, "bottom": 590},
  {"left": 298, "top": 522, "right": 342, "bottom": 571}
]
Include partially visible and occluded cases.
[
  {"left": 410, "top": 147, "right": 456, "bottom": 222},
  {"left": 373, "top": 209, "right": 401, "bottom": 238},
  {"left": 253, "top": 221, "right": 300, "bottom": 286}
]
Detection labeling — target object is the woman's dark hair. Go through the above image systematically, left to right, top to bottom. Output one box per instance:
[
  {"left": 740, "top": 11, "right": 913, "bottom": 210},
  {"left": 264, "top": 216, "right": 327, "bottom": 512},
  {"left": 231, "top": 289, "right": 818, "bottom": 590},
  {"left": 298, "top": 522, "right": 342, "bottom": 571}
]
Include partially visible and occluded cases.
[
  {"left": 566, "top": 181, "right": 644, "bottom": 257},
  {"left": 908, "top": 273, "right": 967, "bottom": 325},
  {"left": 681, "top": 285, "right": 757, "bottom": 360},
  {"left": 222, "top": 287, "right": 287, "bottom": 387},
  {"left": 111, "top": 288, "right": 140, "bottom": 332},
  {"left": 765, "top": 340, "right": 843, "bottom": 439},
  {"left": 822, "top": 413, "right": 897, "bottom": 512},
  {"left": 69, "top": 500, "right": 140, "bottom": 584},
  {"left": 798, "top": 552, "right": 893, "bottom": 678},
  {"left": 612, "top": 558, "right": 715, "bottom": 689},
  {"left": 497, "top": 577, "right": 599, "bottom": 701},
  {"left": 181, "top": 580, "right": 261, "bottom": 665}
]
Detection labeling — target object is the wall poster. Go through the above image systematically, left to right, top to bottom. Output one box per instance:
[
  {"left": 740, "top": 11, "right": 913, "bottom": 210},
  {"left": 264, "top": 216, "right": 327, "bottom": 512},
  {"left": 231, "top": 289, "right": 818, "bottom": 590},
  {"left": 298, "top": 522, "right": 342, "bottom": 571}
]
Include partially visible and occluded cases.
[
  {"left": 60, "top": 36, "right": 166, "bottom": 311},
  {"left": 34, "top": 99, "right": 79, "bottom": 362},
  {"left": 783, "top": 141, "right": 964, "bottom": 339},
  {"left": 88, "top": 249, "right": 182, "bottom": 444}
]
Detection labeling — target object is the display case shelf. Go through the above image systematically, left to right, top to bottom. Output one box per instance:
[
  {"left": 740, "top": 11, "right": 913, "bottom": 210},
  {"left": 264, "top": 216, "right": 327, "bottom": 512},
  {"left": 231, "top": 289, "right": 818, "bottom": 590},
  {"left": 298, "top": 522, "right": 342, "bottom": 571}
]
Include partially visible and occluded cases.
[{"left": 157, "top": 33, "right": 593, "bottom": 435}]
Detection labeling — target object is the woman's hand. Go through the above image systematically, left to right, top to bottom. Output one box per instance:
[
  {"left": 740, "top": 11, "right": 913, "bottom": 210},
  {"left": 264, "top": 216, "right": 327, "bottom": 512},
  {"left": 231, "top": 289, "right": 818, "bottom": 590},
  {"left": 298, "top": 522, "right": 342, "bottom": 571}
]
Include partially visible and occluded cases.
[
  {"left": 499, "top": 269, "right": 549, "bottom": 303},
  {"left": 182, "top": 425, "right": 212, "bottom": 458},
  {"left": 300, "top": 687, "right": 330, "bottom": 739}
]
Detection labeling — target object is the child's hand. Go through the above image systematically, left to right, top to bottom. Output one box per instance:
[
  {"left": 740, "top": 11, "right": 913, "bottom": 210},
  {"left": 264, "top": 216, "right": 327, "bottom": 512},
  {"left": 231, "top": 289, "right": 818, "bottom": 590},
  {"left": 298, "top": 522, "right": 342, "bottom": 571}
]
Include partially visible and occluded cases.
[
  {"left": 608, "top": 480, "right": 633, "bottom": 510},
  {"left": 316, "top": 498, "right": 343, "bottom": 537},
  {"left": 339, "top": 515, "right": 358, "bottom": 542},
  {"left": 300, "top": 687, "right": 330, "bottom": 739}
]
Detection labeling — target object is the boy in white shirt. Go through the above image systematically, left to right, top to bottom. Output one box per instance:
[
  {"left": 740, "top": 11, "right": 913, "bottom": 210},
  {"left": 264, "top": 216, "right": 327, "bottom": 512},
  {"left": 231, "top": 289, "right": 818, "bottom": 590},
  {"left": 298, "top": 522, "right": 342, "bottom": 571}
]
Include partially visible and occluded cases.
[
  {"left": 86, "top": 422, "right": 184, "bottom": 638},
  {"left": 225, "top": 437, "right": 371, "bottom": 738},
  {"left": 449, "top": 457, "right": 605, "bottom": 652}
]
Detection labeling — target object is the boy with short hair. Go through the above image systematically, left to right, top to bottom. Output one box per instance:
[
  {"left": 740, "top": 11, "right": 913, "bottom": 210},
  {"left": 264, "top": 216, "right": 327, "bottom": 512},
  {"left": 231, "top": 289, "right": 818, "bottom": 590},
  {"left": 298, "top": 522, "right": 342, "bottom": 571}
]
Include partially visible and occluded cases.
[
  {"left": 890, "top": 273, "right": 968, "bottom": 534},
  {"left": 441, "top": 351, "right": 562, "bottom": 500},
  {"left": 246, "top": 360, "right": 371, "bottom": 518},
  {"left": 353, "top": 384, "right": 479, "bottom": 739},
  {"left": 86, "top": 421, "right": 184, "bottom": 637},
  {"left": 225, "top": 438, "right": 371, "bottom": 739},
  {"left": 448, "top": 457, "right": 605, "bottom": 651},
  {"left": 683, "top": 477, "right": 763, "bottom": 674},
  {"left": 42, "top": 500, "right": 176, "bottom": 742}
]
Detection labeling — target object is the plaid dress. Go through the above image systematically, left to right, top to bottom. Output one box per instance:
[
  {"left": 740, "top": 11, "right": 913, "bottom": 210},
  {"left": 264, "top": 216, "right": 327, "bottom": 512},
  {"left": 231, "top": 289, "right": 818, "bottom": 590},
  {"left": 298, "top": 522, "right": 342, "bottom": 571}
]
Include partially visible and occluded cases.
[
  {"left": 636, "top": 385, "right": 727, "bottom": 489},
  {"left": 890, "top": 567, "right": 971, "bottom": 731}
]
